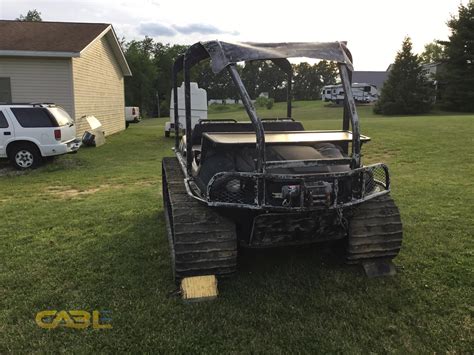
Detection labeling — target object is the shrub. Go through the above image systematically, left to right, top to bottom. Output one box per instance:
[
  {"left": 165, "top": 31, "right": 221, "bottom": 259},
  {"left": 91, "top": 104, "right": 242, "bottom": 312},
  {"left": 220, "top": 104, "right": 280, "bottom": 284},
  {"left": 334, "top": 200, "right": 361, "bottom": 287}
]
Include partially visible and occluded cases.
[
  {"left": 255, "top": 96, "right": 268, "bottom": 107},
  {"left": 266, "top": 98, "right": 274, "bottom": 109}
]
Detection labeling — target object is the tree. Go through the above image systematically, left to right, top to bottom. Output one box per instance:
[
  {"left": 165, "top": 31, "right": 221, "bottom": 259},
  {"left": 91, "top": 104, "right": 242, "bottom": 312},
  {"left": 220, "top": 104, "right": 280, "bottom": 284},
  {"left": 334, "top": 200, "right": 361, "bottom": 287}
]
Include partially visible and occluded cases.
[
  {"left": 437, "top": 2, "right": 474, "bottom": 112},
  {"left": 17, "top": 9, "right": 42, "bottom": 21},
  {"left": 374, "top": 37, "right": 433, "bottom": 115},
  {"left": 124, "top": 38, "right": 158, "bottom": 117},
  {"left": 124, "top": 38, "right": 189, "bottom": 117},
  {"left": 420, "top": 42, "right": 445, "bottom": 64},
  {"left": 153, "top": 43, "right": 187, "bottom": 116},
  {"left": 193, "top": 60, "right": 239, "bottom": 101},
  {"left": 292, "top": 60, "right": 338, "bottom": 100},
  {"left": 315, "top": 60, "right": 338, "bottom": 87},
  {"left": 258, "top": 61, "right": 288, "bottom": 101},
  {"left": 241, "top": 62, "right": 261, "bottom": 99},
  {"left": 293, "top": 62, "right": 318, "bottom": 100}
]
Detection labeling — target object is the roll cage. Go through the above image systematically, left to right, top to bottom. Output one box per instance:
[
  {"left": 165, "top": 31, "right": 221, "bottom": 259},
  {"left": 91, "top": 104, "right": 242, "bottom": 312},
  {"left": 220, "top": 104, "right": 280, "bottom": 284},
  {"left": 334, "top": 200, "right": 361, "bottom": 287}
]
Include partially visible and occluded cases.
[
  {"left": 171, "top": 41, "right": 389, "bottom": 211},
  {"left": 173, "top": 41, "right": 360, "bottom": 174}
]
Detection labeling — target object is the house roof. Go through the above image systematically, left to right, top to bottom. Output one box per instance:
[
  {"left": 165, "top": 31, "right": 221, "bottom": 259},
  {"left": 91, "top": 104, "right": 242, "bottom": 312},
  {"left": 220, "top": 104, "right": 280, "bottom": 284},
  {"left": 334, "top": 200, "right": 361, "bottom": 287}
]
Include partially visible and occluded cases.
[
  {"left": 0, "top": 20, "right": 131, "bottom": 76},
  {"left": 352, "top": 71, "right": 388, "bottom": 90}
]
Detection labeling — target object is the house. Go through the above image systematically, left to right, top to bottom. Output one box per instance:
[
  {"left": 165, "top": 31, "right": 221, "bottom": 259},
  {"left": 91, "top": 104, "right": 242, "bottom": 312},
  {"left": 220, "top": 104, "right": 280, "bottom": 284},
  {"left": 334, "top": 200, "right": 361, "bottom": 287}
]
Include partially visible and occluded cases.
[
  {"left": 0, "top": 20, "right": 132, "bottom": 137},
  {"left": 387, "top": 62, "right": 443, "bottom": 81},
  {"left": 421, "top": 62, "right": 444, "bottom": 80},
  {"left": 352, "top": 71, "right": 389, "bottom": 91}
]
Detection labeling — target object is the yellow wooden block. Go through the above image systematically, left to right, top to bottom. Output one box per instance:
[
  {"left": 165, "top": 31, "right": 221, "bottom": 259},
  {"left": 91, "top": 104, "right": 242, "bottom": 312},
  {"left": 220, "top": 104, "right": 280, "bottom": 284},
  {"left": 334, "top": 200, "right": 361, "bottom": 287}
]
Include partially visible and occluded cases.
[{"left": 180, "top": 275, "right": 218, "bottom": 302}]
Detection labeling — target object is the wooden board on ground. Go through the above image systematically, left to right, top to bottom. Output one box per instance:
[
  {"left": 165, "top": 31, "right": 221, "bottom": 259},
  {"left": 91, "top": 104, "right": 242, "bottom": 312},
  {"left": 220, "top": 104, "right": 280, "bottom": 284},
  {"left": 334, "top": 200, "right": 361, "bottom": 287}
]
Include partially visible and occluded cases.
[
  {"left": 362, "top": 260, "right": 397, "bottom": 277},
  {"left": 181, "top": 275, "right": 218, "bottom": 302}
]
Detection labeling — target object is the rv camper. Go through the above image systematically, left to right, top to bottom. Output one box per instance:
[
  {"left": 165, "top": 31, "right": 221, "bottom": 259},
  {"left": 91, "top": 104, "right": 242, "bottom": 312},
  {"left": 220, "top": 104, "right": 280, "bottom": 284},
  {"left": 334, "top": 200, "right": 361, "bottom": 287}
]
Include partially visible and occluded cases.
[{"left": 321, "top": 83, "right": 378, "bottom": 104}]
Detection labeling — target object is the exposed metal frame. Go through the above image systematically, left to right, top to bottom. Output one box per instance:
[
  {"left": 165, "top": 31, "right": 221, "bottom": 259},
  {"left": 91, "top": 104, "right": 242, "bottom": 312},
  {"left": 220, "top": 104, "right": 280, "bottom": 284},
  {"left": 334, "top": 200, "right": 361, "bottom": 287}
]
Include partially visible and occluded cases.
[
  {"left": 171, "top": 40, "right": 377, "bottom": 210},
  {"left": 172, "top": 55, "right": 184, "bottom": 151},
  {"left": 204, "top": 163, "right": 390, "bottom": 212}
]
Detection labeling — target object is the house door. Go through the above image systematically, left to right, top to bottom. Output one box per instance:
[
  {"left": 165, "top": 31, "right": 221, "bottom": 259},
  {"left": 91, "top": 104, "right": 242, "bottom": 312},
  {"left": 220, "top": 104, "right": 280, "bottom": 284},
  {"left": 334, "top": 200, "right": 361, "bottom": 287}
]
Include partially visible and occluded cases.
[{"left": 0, "top": 78, "right": 12, "bottom": 104}]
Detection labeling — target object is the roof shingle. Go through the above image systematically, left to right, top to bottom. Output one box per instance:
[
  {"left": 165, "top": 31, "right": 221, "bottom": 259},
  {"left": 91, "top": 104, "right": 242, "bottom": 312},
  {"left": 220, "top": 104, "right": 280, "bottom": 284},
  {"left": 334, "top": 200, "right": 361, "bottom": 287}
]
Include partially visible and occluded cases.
[
  {"left": 0, "top": 20, "right": 109, "bottom": 53},
  {"left": 352, "top": 71, "right": 389, "bottom": 90}
]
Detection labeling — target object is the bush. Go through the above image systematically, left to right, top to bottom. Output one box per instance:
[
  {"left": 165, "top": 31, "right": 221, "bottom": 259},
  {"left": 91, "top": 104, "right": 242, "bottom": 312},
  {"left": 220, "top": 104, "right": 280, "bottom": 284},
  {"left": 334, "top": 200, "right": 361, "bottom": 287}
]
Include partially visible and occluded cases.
[
  {"left": 255, "top": 96, "right": 268, "bottom": 107},
  {"left": 255, "top": 96, "right": 274, "bottom": 109},
  {"left": 266, "top": 98, "right": 274, "bottom": 109},
  {"left": 159, "top": 100, "right": 170, "bottom": 117}
]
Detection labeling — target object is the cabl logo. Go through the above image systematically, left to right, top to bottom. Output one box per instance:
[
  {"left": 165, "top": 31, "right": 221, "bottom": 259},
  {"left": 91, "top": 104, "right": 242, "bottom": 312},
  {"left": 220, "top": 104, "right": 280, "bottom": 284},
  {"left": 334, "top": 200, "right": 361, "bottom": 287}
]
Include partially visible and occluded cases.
[{"left": 35, "top": 310, "right": 112, "bottom": 329}]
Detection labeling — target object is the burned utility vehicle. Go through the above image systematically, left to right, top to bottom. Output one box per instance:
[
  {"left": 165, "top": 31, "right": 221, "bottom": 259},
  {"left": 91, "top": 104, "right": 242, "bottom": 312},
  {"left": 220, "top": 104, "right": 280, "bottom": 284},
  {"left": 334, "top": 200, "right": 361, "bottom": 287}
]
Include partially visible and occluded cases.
[{"left": 162, "top": 41, "right": 403, "bottom": 282}]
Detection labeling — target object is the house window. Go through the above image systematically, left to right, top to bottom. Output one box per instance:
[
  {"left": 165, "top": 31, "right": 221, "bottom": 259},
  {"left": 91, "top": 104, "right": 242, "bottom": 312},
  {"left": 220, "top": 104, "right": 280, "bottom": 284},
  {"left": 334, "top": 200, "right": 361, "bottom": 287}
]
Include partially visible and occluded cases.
[
  {"left": 0, "top": 78, "right": 12, "bottom": 104},
  {"left": 0, "top": 111, "right": 8, "bottom": 128}
]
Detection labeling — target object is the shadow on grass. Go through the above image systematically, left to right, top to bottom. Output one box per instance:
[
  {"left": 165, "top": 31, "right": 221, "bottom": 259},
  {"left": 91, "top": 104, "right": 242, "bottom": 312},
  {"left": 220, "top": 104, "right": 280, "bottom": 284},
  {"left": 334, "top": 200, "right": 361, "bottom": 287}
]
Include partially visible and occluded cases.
[
  {"left": 0, "top": 154, "right": 85, "bottom": 177},
  {"left": 6, "top": 205, "right": 404, "bottom": 352},
  {"left": 80, "top": 209, "right": 367, "bottom": 306},
  {"left": 237, "top": 240, "right": 350, "bottom": 275}
]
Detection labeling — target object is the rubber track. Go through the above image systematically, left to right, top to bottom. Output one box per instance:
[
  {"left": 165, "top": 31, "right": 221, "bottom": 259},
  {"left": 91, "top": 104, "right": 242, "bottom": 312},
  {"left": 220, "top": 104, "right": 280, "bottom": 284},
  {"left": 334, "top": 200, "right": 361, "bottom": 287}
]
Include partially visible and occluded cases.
[
  {"left": 162, "top": 157, "right": 237, "bottom": 283},
  {"left": 346, "top": 194, "right": 403, "bottom": 263}
]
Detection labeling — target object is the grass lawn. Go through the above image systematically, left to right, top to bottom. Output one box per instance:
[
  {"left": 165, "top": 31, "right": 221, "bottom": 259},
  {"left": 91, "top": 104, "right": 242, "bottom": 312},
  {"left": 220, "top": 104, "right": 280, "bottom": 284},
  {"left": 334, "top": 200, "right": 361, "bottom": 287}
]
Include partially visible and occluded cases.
[{"left": 0, "top": 101, "right": 473, "bottom": 352}]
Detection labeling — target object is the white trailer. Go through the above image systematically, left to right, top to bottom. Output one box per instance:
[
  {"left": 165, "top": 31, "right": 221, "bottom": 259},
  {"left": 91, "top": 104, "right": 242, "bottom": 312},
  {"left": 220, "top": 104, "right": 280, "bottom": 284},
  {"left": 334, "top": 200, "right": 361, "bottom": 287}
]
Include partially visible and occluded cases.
[
  {"left": 165, "top": 82, "right": 207, "bottom": 137},
  {"left": 321, "top": 83, "right": 378, "bottom": 104},
  {"left": 321, "top": 84, "right": 344, "bottom": 103}
]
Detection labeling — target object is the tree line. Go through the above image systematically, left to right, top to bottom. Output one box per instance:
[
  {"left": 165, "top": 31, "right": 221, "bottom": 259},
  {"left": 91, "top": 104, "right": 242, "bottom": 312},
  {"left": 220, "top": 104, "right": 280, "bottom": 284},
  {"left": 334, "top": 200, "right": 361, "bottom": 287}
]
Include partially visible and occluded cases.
[
  {"left": 127, "top": 0, "right": 474, "bottom": 118},
  {"left": 16, "top": 3, "right": 474, "bottom": 116},
  {"left": 122, "top": 39, "right": 339, "bottom": 117}
]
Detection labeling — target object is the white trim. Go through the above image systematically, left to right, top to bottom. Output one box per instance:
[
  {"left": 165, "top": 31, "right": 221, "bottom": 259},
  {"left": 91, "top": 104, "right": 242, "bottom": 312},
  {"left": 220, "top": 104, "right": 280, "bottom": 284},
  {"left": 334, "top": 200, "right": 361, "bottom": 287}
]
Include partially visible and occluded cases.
[
  {"left": 79, "top": 25, "right": 132, "bottom": 76},
  {"left": 79, "top": 25, "right": 112, "bottom": 54},
  {"left": 105, "top": 28, "right": 132, "bottom": 76},
  {"left": 0, "top": 50, "right": 79, "bottom": 58}
]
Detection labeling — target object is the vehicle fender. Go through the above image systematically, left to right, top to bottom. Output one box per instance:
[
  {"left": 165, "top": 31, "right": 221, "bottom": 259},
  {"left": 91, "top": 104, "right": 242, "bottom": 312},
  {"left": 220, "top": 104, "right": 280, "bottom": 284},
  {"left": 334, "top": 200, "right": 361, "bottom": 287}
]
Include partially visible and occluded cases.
[{"left": 6, "top": 137, "right": 43, "bottom": 157}]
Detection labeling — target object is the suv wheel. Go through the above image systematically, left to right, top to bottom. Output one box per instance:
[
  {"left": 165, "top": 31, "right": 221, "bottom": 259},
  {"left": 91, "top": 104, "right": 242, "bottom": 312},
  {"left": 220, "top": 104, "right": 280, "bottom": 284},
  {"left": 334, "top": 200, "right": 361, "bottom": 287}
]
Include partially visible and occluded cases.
[{"left": 9, "top": 143, "right": 42, "bottom": 170}]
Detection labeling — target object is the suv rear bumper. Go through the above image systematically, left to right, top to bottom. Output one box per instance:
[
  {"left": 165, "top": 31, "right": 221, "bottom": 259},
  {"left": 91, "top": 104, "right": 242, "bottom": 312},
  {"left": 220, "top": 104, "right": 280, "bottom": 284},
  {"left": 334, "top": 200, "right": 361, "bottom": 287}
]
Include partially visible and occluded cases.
[{"left": 66, "top": 138, "right": 82, "bottom": 153}]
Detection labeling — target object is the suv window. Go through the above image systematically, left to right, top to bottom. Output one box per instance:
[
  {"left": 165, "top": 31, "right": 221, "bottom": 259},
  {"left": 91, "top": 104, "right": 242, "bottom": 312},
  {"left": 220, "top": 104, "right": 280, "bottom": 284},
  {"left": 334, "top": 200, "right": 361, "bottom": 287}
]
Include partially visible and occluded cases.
[
  {"left": 48, "top": 107, "right": 73, "bottom": 126},
  {"left": 11, "top": 108, "right": 57, "bottom": 128},
  {"left": 0, "top": 111, "right": 8, "bottom": 128}
]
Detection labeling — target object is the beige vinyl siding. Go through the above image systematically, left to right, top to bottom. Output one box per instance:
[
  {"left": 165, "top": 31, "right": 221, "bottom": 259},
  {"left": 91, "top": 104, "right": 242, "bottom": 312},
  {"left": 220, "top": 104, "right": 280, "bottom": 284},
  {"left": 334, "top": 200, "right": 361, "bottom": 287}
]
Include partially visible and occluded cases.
[
  {"left": 72, "top": 35, "right": 125, "bottom": 136},
  {"left": 0, "top": 57, "right": 74, "bottom": 116}
]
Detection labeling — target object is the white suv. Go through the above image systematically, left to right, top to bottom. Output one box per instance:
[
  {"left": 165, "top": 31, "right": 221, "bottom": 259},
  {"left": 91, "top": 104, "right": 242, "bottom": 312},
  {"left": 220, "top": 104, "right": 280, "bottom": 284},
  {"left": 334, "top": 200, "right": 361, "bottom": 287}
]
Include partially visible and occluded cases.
[{"left": 0, "top": 103, "right": 81, "bottom": 169}]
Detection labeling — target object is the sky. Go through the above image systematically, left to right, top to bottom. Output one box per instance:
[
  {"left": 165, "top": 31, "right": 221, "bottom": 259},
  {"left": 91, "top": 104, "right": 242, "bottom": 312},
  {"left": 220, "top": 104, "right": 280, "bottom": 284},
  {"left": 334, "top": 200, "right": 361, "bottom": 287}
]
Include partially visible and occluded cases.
[{"left": 0, "top": 0, "right": 469, "bottom": 70}]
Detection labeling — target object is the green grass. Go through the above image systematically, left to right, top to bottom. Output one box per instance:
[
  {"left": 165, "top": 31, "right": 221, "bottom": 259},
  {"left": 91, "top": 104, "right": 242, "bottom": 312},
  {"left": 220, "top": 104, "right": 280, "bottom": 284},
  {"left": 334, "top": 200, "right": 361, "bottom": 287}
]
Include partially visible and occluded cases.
[{"left": 1, "top": 100, "right": 473, "bottom": 352}]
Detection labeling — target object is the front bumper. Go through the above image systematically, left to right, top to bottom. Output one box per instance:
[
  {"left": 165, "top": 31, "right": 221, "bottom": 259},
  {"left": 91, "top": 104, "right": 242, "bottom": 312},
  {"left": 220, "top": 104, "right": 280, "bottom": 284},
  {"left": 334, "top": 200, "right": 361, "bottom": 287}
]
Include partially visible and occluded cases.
[{"left": 201, "top": 163, "right": 390, "bottom": 211}]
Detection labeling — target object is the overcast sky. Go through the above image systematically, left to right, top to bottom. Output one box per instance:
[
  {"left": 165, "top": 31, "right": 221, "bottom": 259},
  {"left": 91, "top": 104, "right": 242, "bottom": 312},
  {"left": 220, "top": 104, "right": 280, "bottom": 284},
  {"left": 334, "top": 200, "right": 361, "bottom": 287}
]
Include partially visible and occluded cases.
[{"left": 0, "top": 0, "right": 469, "bottom": 70}]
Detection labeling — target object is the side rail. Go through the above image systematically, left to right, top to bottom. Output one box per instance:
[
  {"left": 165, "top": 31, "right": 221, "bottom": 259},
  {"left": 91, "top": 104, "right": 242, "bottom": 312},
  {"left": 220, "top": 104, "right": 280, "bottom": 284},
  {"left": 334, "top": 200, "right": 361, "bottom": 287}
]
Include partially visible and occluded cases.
[{"left": 206, "top": 163, "right": 390, "bottom": 211}]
